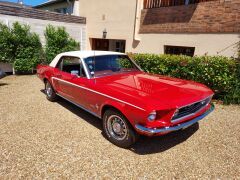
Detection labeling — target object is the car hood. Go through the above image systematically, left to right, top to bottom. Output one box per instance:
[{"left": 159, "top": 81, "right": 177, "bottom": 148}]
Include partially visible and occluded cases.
[{"left": 95, "top": 71, "right": 214, "bottom": 110}]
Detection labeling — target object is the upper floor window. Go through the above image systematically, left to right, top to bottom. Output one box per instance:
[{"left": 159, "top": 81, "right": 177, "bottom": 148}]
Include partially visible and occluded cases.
[{"left": 54, "top": 7, "right": 69, "bottom": 14}]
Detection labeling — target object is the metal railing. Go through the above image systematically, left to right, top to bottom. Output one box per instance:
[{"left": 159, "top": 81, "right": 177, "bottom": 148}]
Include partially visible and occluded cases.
[{"left": 143, "top": 0, "right": 217, "bottom": 9}]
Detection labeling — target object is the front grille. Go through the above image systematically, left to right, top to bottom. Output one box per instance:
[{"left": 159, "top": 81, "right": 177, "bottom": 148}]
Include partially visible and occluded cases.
[{"left": 172, "top": 96, "right": 212, "bottom": 122}]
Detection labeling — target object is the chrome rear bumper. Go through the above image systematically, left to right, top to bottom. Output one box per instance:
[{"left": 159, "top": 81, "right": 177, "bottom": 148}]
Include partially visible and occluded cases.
[{"left": 135, "top": 104, "right": 215, "bottom": 135}]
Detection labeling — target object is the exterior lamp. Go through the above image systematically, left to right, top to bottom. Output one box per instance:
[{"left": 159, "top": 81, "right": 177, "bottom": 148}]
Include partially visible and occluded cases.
[{"left": 103, "top": 28, "right": 107, "bottom": 39}]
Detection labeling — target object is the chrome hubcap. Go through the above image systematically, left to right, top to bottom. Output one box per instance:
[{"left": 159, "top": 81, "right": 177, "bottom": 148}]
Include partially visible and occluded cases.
[
  {"left": 46, "top": 83, "right": 52, "bottom": 97},
  {"left": 107, "top": 115, "right": 127, "bottom": 141},
  {"left": 112, "top": 122, "right": 122, "bottom": 134}
]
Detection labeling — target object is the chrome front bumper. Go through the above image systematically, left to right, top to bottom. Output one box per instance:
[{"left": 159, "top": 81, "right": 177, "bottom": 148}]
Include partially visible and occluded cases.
[{"left": 135, "top": 104, "right": 215, "bottom": 135}]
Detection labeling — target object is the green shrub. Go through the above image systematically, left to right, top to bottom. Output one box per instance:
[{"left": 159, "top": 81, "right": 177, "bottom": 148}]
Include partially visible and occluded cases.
[
  {"left": 0, "top": 22, "right": 43, "bottom": 72},
  {"left": 0, "top": 22, "right": 16, "bottom": 63},
  {"left": 44, "top": 25, "right": 80, "bottom": 64},
  {"left": 238, "top": 40, "right": 240, "bottom": 59},
  {"left": 132, "top": 53, "right": 240, "bottom": 104},
  {"left": 224, "top": 61, "right": 240, "bottom": 104}
]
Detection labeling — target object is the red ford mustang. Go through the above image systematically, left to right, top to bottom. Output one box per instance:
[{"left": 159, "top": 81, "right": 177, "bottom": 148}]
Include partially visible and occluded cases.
[{"left": 37, "top": 51, "right": 214, "bottom": 148}]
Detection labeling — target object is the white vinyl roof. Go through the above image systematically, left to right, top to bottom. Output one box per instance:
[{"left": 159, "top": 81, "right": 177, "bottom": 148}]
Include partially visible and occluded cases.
[{"left": 49, "top": 51, "right": 125, "bottom": 67}]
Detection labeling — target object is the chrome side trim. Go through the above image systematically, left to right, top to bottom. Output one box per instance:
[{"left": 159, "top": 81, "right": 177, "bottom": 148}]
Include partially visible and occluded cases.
[
  {"left": 52, "top": 77, "right": 146, "bottom": 111},
  {"left": 56, "top": 93, "right": 101, "bottom": 118},
  {"left": 171, "top": 96, "right": 213, "bottom": 123},
  {"left": 135, "top": 104, "right": 214, "bottom": 135}
]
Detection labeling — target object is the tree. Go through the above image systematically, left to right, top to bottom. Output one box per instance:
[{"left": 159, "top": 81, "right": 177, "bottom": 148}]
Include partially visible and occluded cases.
[
  {"left": 0, "top": 22, "right": 43, "bottom": 72},
  {"left": 44, "top": 25, "right": 80, "bottom": 64}
]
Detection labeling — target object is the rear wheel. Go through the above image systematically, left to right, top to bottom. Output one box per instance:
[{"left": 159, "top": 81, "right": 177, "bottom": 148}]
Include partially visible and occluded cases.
[
  {"left": 45, "top": 80, "right": 58, "bottom": 102},
  {"left": 103, "top": 109, "right": 138, "bottom": 148}
]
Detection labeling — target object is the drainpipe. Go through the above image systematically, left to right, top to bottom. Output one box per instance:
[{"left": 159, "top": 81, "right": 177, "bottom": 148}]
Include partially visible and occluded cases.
[{"left": 133, "top": 0, "right": 141, "bottom": 42}]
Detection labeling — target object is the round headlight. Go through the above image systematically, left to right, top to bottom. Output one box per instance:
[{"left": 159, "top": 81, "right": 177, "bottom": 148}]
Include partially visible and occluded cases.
[{"left": 148, "top": 111, "right": 157, "bottom": 122}]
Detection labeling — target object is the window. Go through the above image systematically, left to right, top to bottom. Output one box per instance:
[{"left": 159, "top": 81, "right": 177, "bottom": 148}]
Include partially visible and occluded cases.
[
  {"left": 54, "top": 8, "right": 68, "bottom": 14},
  {"left": 62, "top": 8, "right": 67, "bottom": 14},
  {"left": 115, "top": 41, "right": 125, "bottom": 53},
  {"left": 164, "top": 45, "right": 195, "bottom": 57},
  {"left": 84, "top": 55, "right": 140, "bottom": 77},
  {"left": 57, "top": 56, "right": 86, "bottom": 77}
]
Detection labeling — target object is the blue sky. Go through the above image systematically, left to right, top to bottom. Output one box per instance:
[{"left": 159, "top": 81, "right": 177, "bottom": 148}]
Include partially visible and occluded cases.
[{"left": 1, "top": 0, "right": 47, "bottom": 6}]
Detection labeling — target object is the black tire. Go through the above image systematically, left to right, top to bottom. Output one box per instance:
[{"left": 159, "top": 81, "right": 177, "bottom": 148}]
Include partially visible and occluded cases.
[
  {"left": 45, "top": 80, "right": 58, "bottom": 102},
  {"left": 103, "top": 109, "right": 139, "bottom": 148}
]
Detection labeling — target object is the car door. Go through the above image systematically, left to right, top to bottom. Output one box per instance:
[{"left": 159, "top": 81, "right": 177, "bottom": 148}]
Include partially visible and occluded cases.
[{"left": 54, "top": 56, "right": 88, "bottom": 106}]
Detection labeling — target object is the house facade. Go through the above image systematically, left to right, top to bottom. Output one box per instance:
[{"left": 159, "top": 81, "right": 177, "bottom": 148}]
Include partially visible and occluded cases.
[{"left": 35, "top": 0, "right": 240, "bottom": 57}]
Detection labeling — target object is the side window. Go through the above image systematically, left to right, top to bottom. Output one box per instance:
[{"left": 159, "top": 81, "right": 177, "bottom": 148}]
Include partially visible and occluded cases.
[{"left": 56, "top": 56, "right": 86, "bottom": 77}]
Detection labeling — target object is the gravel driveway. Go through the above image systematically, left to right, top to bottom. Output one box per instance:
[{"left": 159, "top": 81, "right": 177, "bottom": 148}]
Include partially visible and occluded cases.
[{"left": 0, "top": 75, "right": 239, "bottom": 179}]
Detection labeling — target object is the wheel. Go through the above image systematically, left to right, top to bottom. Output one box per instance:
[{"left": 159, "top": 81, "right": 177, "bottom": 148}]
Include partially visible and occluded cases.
[
  {"left": 45, "top": 80, "right": 58, "bottom": 102},
  {"left": 103, "top": 109, "right": 139, "bottom": 148}
]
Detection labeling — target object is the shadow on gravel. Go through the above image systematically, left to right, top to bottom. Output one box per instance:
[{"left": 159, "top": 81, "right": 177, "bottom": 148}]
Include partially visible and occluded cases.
[
  {"left": 41, "top": 89, "right": 199, "bottom": 154},
  {"left": 40, "top": 90, "right": 102, "bottom": 130},
  {"left": 57, "top": 97, "right": 102, "bottom": 130},
  {"left": 130, "top": 123, "right": 199, "bottom": 155}
]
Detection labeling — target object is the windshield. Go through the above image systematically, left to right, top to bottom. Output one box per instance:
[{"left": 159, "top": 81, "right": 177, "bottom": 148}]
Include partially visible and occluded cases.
[{"left": 84, "top": 55, "right": 140, "bottom": 78}]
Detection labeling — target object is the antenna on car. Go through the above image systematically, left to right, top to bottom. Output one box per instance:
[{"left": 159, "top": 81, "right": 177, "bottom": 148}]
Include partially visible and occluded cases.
[
  {"left": 89, "top": 50, "right": 96, "bottom": 79},
  {"left": 93, "top": 50, "right": 96, "bottom": 83},
  {"left": 93, "top": 50, "right": 95, "bottom": 78}
]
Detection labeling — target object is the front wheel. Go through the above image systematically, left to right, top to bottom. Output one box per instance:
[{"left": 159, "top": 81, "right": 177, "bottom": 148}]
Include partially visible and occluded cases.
[
  {"left": 45, "top": 80, "right": 58, "bottom": 102},
  {"left": 103, "top": 109, "right": 138, "bottom": 148}
]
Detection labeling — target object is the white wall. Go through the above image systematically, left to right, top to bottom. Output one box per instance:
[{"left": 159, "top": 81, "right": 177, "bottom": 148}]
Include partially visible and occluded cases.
[{"left": 0, "top": 14, "right": 87, "bottom": 50}]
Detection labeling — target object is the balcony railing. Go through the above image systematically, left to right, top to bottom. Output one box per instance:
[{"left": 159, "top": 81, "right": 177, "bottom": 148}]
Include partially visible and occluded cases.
[{"left": 143, "top": 0, "right": 217, "bottom": 9}]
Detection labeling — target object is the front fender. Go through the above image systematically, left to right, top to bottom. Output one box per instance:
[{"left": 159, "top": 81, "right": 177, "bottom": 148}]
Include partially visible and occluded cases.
[{"left": 100, "top": 99, "right": 147, "bottom": 128}]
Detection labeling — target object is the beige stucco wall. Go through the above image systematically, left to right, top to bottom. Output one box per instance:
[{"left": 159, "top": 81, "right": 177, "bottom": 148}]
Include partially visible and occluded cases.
[
  {"left": 78, "top": 0, "right": 239, "bottom": 57},
  {"left": 79, "top": 0, "right": 136, "bottom": 51},
  {"left": 135, "top": 33, "right": 240, "bottom": 57}
]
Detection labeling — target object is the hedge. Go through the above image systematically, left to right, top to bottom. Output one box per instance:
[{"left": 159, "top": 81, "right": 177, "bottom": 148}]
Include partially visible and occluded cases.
[
  {"left": 0, "top": 22, "right": 80, "bottom": 72},
  {"left": 0, "top": 22, "right": 43, "bottom": 73},
  {"left": 131, "top": 54, "right": 240, "bottom": 104}
]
